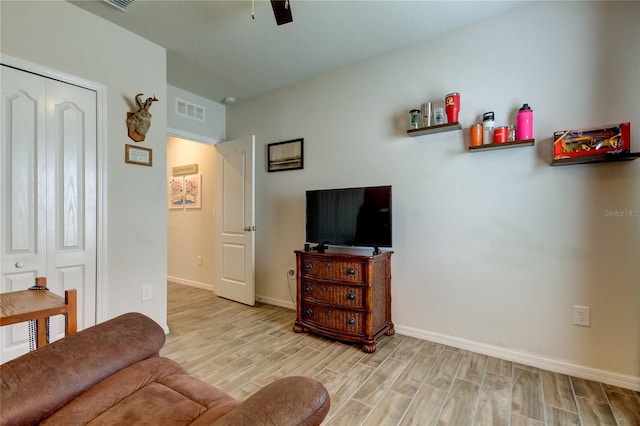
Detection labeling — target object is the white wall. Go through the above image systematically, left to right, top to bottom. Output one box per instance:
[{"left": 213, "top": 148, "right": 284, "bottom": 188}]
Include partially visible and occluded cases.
[
  {"left": 1, "top": 1, "right": 168, "bottom": 329},
  {"left": 227, "top": 1, "right": 640, "bottom": 388},
  {"left": 167, "top": 84, "right": 226, "bottom": 143}
]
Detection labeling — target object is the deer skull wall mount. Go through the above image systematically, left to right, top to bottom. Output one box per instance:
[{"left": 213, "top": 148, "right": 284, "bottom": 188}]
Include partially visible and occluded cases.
[{"left": 127, "top": 93, "right": 159, "bottom": 142}]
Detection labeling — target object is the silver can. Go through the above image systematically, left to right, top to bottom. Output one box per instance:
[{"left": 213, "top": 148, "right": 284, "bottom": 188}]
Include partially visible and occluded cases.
[{"left": 421, "top": 102, "right": 433, "bottom": 127}]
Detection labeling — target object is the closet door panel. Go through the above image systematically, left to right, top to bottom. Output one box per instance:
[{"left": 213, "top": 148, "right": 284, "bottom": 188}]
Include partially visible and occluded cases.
[
  {"left": 0, "top": 66, "right": 47, "bottom": 285},
  {"left": 0, "top": 66, "right": 48, "bottom": 355},
  {"left": 47, "top": 78, "right": 97, "bottom": 338}
]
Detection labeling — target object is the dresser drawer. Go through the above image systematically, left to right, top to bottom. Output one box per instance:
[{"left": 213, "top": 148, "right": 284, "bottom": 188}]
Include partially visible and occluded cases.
[
  {"left": 302, "top": 258, "right": 364, "bottom": 283},
  {"left": 301, "top": 279, "right": 364, "bottom": 308},
  {"left": 300, "top": 301, "right": 363, "bottom": 335}
]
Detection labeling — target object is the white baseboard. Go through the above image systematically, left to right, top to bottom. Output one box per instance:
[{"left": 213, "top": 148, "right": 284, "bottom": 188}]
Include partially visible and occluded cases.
[
  {"left": 167, "top": 276, "right": 213, "bottom": 291},
  {"left": 167, "top": 278, "right": 295, "bottom": 310},
  {"left": 256, "top": 294, "right": 295, "bottom": 310},
  {"left": 395, "top": 324, "right": 640, "bottom": 392}
]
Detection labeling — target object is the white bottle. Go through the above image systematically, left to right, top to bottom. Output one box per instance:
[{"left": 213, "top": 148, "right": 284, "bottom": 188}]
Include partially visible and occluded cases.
[{"left": 482, "top": 111, "right": 495, "bottom": 144}]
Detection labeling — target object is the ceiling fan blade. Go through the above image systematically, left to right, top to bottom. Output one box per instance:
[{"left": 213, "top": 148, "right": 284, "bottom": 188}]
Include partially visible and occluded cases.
[{"left": 270, "top": 0, "right": 293, "bottom": 25}]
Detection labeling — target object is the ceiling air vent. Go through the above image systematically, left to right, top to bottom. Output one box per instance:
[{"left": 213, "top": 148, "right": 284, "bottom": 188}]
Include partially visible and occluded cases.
[
  {"left": 101, "top": 0, "right": 135, "bottom": 12},
  {"left": 176, "top": 99, "right": 205, "bottom": 123}
]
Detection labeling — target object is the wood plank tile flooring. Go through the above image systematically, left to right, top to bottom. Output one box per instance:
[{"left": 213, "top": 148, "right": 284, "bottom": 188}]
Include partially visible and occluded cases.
[{"left": 160, "top": 283, "right": 640, "bottom": 425}]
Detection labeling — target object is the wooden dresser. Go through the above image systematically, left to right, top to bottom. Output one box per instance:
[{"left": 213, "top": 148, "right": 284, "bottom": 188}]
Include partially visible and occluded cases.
[{"left": 293, "top": 249, "right": 394, "bottom": 353}]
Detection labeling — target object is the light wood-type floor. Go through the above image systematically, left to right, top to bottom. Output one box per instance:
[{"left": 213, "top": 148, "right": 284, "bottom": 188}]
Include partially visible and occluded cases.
[{"left": 161, "top": 282, "right": 640, "bottom": 425}]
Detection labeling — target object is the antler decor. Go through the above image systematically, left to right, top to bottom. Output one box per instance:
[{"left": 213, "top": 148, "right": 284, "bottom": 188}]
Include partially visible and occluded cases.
[{"left": 127, "top": 93, "right": 159, "bottom": 142}]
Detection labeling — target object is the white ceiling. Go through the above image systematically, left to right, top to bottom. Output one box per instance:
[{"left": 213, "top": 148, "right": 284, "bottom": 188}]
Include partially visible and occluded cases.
[{"left": 70, "top": 0, "right": 528, "bottom": 104}]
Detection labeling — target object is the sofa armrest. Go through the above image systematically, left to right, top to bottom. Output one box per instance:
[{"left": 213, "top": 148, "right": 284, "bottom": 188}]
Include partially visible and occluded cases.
[
  {"left": 0, "top": 312, "right": 165, "bottom": 426},
  {"left": 193, "top": 376, "right": 330, "bottom": 426}
]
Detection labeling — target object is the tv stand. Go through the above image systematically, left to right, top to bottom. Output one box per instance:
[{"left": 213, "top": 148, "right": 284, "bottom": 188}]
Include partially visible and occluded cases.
[
  {"left": 312, "top": 241, "right": 329, "bottom": 253},
  {"left": 294, "top": 249, "right": 394, "bottom": 353}
]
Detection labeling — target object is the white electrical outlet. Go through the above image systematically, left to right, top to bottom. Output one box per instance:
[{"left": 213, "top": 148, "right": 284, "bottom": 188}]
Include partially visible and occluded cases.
[
  {"left": 197, "top": 255, "right": 202, "bottom": 266},
  {"left": 142, "top": 285, "right": 153, "bottom": 301},
  {"left": 573, "top": 305, "right": 591, "bottom": 327}
]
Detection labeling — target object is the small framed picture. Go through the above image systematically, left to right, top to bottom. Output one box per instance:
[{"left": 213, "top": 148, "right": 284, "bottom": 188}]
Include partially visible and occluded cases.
[
  {"left": 267, "top": 138, "right": 303, "bottom": 172},
  {"left": 125, "top": 144, "right": 152, "bottom": 167}
]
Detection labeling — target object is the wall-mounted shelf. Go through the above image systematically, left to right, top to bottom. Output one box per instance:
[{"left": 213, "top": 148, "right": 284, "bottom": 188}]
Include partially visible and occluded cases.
[
  {"left": 407, "top": 122, "right": 462, "bottom": 137},
  {"left": 468, "top": 139, "right": 535, "bottom": 152},
  {"left": 551, "top": 152, "right": 640, "bottom": 166}
]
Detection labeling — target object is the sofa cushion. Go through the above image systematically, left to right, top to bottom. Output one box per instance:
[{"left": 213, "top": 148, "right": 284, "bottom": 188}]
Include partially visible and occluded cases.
[
  {"left": 1, "top": 313, "right": 165, "bottom": 425},
  {"left": 41, "top": 356, "right": 239, "bottom": 425}
]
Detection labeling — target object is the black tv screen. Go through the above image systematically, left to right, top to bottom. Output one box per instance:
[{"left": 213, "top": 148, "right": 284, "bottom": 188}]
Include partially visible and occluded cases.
[{"left": 306, "top": 185, "right": 392, "bottom": 248}]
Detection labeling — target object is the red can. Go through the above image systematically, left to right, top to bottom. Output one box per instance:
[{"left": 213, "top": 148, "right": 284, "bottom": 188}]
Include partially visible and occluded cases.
[
  {"left": 445, "top": 92, "right": 460, "bottom": 123},
  {"left": 494, "top": 126, "right": 508, "bottom": 143}
]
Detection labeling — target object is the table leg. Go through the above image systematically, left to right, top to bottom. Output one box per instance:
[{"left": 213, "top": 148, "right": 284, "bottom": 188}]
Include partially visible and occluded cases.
[
  {"left": 65, "top": 289, "right": 77, "bottom": 335},
  {"left": 36, "top": 318, "right": 47, "bottom": 348}
]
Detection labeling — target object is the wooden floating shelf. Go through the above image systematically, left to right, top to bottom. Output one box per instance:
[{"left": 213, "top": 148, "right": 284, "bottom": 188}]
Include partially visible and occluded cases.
[
  {"left": 407, "top": 122, "right": 462, "bottom": 137},
  {"left": 468, "top": 139, "right": 535, "bottom": 152},
  {"left": 551, "top": 152, "right": 640, "bottom": 166}
]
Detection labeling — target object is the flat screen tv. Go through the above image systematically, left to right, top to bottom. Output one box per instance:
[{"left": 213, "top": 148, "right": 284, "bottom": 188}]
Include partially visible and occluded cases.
[{"left": 306, "top": 185, "right": 392, "bottom": 250}]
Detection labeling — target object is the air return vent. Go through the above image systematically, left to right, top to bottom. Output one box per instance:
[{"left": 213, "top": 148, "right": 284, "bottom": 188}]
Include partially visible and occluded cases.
[
  {"left": 101, "top": 0, "right": 135, "bottom": 12},
  {"left": 176, "top": 99, "right": 205, "bottom": 122}
]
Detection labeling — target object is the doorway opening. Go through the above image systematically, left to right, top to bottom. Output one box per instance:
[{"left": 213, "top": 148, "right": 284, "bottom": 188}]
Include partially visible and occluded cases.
[{"left": 166, "top": 136, "right": 217, "bottom": 291}]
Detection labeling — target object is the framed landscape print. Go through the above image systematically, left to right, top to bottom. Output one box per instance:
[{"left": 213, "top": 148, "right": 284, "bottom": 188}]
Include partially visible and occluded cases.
[{"left": 267, "top": 138, "right": 303, "bottom": 172}]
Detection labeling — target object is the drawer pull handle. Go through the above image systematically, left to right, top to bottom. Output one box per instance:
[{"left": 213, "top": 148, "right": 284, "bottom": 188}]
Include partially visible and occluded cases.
[
  {"left": 305, "top": 263, "right": 313, "bottom": 271},
  {"left": 347, "top": 267, "right": 356, "bottom": 276},
  {"left": 305, "top": 285, "right": 313, "bottom": 294},
  {"left": 326, "top": 285, "right": 331, "bottom": 292},
  {"left": 347, "top": 292, "right": 356, "bottom": 301},
  {"left": 305, "top": 308, "right": 313, "bottom": 316},
  {"left": 326, "top": 310, "right": 331, "bottom": 316},
  {"left": 348, "top": 317, "right": 356, "bottom": 326}
]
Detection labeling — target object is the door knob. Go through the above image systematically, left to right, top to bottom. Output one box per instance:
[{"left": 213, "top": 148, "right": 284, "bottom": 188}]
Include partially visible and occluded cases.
[{"left": 15, "top": 261, "right": 24, "bottom": 268}]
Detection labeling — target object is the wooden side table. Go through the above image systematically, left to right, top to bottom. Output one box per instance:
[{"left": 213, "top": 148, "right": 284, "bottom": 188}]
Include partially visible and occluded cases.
[{"left": 0, "top": 278, "right": 77, "bottom": 349}]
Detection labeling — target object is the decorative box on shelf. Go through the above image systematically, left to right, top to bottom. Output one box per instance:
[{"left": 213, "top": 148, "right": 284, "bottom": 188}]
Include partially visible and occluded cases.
[
  {"left": 551, "top": 122, "right": 637, "bottom": 166},
  {"left": 553, "top": 122, "right": 630, "bottom": 160}
]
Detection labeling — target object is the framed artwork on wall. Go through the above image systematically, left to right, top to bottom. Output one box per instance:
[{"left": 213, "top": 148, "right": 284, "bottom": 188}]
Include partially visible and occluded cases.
[
  {"left": 267, "top": 138, "right": 303, "bottom": 172},
  {"left": 125, "top": 144, "right": 152, "bottom": 166},
  {"left": 184, "top": 174, "right": 202, "bottom": 209},
  {"left": 168, "top": 177, "right": 184, "bottom": 209}
]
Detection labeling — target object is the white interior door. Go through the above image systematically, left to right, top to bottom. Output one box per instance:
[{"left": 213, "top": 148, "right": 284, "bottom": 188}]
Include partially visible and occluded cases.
[
  {"left": 1, "top": 65, "right": 97, "bottom": 361},
  {"left": 215, "top": 135, "right": 255, "bottom": 306}
]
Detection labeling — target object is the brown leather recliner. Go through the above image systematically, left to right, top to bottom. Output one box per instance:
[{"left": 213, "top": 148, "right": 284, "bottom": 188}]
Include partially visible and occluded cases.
[{"left": 0, "top": 312, "right": 330, "bottom": 425}]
